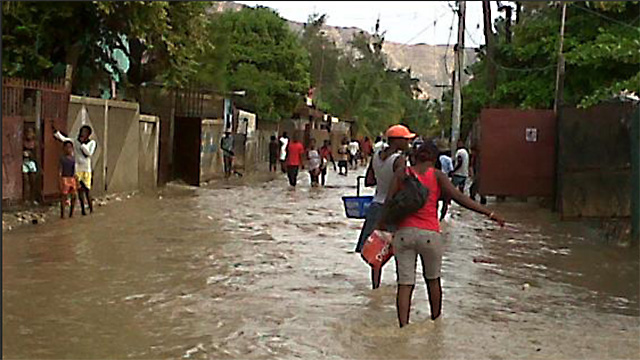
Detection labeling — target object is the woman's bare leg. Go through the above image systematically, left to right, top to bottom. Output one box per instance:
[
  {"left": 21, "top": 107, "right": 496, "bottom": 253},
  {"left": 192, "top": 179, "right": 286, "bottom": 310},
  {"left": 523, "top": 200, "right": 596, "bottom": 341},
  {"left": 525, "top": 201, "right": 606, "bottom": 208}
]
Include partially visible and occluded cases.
[
  {"left": 371, "top": 267, "right": 382, "bottom": 289},
  {"left": 426, "top": 277, "right": 442, "bottom": 320},
  {"left": 396, "top": 284, "right": 415, "bottom": 327}
]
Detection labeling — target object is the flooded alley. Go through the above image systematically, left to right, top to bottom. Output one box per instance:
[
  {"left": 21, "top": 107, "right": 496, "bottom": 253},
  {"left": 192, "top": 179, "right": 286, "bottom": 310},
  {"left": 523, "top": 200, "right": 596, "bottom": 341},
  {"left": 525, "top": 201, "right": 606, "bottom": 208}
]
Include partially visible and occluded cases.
[{"left": 3, "top": 171, "right": 639, "bottom": 360}]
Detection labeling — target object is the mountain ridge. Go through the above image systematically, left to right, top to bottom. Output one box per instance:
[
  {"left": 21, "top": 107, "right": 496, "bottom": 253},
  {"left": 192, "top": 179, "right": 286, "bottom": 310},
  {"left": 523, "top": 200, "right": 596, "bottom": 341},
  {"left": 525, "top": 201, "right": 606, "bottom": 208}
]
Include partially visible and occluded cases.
[{"left": 213, "top": 1, "right": 477, "bottom": 100}]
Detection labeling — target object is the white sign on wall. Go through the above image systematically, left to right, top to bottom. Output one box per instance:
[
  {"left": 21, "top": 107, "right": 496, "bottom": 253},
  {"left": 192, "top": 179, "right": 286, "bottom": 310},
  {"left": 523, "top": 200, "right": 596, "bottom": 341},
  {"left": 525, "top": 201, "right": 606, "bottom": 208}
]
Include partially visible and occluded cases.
[{"left": 525, "top": 127, "right": 538, "bottom": 142}]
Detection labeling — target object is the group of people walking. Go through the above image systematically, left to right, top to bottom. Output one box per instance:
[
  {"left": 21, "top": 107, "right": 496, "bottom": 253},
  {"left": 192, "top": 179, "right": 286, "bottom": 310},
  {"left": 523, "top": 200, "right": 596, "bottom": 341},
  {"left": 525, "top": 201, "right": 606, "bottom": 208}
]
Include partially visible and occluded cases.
[
  {"left": 355, "top": 124, "right": 505, "bottom": 327},
  {"left": 269, "top": 132, "right": 337, "bottom": 188},
  {"left": 336, "top": 136, "right": 374, "bottom": 176}
]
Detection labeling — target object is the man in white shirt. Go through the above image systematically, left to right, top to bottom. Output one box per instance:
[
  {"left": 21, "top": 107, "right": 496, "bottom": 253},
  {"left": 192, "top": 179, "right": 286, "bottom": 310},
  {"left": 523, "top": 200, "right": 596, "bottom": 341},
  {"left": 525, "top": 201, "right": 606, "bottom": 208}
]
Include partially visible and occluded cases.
[
  {"left": 53, "top": 125, "right": 97, "bottom": 215},
  {"left": 279, "top": 132, "right": 289, "bottom": 173},
  {"left": 373, "top": 136, "right": 387, "bottom": 154},
  {"left": 348, "top": 139, "right": 360, "bottom": 169},
  {"left": 452, "top": 139, "right": 470, "bottom": 193},
  {"left": 439, "top": 152, "right": 454, "bottom": 176}
]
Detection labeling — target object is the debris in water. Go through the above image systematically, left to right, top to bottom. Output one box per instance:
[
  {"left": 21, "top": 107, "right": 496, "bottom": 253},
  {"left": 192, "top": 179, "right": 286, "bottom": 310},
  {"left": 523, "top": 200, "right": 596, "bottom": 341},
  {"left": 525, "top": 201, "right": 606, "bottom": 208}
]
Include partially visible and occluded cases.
[
  {"left": 473, "top": 258, "right": 494, "bottom": 264},
  {"left": 522, "top": 283, "right": 531, "bottom": 290},
  {"left": 124, "top": 294, "right": 147, "bottom": 301},
  {"left": 182, "top": 343, "right": 205, "bottom": 358}
]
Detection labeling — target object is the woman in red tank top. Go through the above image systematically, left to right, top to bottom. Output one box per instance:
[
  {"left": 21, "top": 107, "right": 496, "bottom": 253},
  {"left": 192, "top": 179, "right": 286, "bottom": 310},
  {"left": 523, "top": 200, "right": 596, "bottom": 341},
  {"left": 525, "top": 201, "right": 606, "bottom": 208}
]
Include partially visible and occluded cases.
[{"left": 384, "top": 140, "right": 505, "bottom": 328}]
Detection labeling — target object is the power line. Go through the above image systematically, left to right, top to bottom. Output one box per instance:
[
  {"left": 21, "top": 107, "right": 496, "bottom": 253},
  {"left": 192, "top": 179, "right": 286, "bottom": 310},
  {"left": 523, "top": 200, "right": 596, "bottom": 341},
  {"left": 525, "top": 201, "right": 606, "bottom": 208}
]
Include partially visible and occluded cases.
[
  {"left": 567, "top": 2, "right": 640, "bottom": 30},
  {"left": 395, "top": 7, "right": 454, "bottom": 48},
  {"left": 443, "top": 11, "right": 456, "bottom": 76},
  {"left": 464, "top": 26, "right": 555, "bottom": 72}
]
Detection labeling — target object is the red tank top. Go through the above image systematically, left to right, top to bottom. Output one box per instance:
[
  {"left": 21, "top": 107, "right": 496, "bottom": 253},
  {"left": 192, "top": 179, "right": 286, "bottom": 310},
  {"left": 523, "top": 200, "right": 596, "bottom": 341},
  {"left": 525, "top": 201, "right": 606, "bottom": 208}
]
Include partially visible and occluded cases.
[{"left": 399, "top": 167, "right": 441, "bottom": 232}]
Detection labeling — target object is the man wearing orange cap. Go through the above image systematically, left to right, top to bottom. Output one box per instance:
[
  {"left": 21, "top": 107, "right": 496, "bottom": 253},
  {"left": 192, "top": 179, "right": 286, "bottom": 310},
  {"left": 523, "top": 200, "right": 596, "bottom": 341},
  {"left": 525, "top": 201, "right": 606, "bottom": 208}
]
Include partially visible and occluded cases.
[{"left": 356, "top": 124, "right": 415, "bottom": 289}]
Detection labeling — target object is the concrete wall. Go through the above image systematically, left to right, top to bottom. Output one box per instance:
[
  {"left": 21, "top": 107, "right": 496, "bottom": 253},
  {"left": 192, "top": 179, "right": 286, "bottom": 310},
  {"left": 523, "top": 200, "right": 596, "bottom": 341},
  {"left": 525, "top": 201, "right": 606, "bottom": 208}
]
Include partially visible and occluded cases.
[
  {"left": 139, "top": 87, "right": 175, "bottom": 186},
  {"left": 67, "top": 96, "right": 140, "bottom": 195},
  {"left": 67, "top": 97, "right": 107, "bottom": 195},
  {"left": 560, "top": 102, "right": 636, "bottom": 218},
  {"left": 106, "top": 104, "right": 139, "bottom": 193},
  {"left": 139, "top": 115, "right": 159, "bottom": 191}
]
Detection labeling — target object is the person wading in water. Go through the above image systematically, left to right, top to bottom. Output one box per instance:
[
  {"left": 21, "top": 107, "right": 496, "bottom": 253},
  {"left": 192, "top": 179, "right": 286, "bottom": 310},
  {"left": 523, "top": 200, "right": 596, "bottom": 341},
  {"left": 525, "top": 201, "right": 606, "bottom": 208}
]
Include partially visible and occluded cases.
[
  {"left": 355, "top": 124, "right": 414, "bottom": 289},
  {"left": 381, "top": 140, "right": 505, "bottom": 327}
]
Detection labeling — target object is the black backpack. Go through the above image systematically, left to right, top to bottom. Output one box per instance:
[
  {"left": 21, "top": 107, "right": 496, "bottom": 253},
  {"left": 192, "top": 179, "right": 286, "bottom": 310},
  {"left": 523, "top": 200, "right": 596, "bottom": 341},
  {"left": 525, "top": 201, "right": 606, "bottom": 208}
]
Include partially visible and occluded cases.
[{"left": 382, "top": 168, "right": 429, "bottom": 225}]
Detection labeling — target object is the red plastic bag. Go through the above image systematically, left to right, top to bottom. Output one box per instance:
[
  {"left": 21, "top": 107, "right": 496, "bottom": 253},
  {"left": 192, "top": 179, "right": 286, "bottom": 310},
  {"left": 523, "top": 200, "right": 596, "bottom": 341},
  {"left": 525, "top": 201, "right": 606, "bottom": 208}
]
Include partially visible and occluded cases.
[{"left": 361, "top": 230, "right": 394, "bottom": 269}]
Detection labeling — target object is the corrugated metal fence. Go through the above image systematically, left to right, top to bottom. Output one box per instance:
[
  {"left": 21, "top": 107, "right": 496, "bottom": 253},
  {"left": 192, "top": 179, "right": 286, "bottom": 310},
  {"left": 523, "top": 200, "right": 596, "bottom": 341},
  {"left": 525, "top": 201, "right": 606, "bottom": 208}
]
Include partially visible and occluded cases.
[{"left": 2, "top": 78, "right": 69, "bottom": 202}]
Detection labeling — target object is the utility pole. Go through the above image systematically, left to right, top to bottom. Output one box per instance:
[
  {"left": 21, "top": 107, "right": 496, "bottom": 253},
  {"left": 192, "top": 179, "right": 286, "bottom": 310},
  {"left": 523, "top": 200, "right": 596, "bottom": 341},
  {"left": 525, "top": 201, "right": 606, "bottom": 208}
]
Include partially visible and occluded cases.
[
  {"left": 450, "top": 0, "right": 466, "bottom": 157},
  {"left": 483, "top": 0, "right": 497, "bottom": 95},
  {"left": 553, "top": 1, "right": 567, "bottom": 212},
  {"left": 554, "top": 2, "right": 567, "bottom": 114}
]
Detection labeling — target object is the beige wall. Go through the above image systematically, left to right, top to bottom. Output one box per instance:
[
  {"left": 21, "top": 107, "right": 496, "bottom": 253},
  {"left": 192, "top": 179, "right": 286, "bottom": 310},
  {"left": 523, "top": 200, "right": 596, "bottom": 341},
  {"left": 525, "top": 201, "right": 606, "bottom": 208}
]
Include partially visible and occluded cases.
[
  {"left": 67, "top": 96, "right": 140, "bottom": 195},
  {"left": 139, "top": 115, "right": 159, "bottom": 191}
]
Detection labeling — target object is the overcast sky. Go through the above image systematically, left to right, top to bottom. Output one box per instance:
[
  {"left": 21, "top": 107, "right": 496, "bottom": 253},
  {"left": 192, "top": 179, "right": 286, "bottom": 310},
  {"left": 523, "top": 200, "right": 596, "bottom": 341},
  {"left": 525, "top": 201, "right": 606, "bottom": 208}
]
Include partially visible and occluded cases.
[{"left": 235, "top": 1, "right": 505, "bottom": 46}]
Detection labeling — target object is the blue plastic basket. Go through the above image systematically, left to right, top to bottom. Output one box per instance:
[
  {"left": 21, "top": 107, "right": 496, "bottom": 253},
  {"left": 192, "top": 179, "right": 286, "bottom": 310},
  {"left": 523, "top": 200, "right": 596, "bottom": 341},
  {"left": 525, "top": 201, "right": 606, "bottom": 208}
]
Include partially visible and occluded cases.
[
  {"left": 342, "top": 176, "right": 373, "bottom": 219},
  {"left": 342, "top": 195, "right": 374, "bottom": 219}
]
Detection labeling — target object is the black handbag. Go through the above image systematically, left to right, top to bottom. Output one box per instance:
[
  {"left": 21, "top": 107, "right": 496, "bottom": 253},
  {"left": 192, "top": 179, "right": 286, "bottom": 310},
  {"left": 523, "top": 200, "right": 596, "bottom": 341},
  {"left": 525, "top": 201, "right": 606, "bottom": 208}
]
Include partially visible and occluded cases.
[{"left": 382, "top": 168, "right": 429, "bottom": 225}]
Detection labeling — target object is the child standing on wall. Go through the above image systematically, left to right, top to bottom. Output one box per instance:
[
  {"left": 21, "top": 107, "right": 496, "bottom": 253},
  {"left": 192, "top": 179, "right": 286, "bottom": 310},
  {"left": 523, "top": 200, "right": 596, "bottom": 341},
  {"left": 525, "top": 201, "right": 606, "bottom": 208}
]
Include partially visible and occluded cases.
[{"left": 59, "top": 141, "right": 77, "bottom": 218}]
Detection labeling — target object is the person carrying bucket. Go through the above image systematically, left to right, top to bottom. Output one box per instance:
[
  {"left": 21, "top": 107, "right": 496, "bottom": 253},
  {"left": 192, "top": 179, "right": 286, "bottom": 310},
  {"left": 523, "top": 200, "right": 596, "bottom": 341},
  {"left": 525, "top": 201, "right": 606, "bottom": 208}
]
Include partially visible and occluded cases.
[
  {"left": 355, "top": 124, "right": 414, "bottom": 289},
  {"left": 381, "top": 140, "right": 505, "bottom": 327}
]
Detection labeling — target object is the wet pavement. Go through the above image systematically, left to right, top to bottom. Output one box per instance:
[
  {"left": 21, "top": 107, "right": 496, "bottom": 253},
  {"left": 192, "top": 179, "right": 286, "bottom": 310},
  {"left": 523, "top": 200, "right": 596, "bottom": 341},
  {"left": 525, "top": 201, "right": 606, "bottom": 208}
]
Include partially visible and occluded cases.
[{"left": 3, "top": 169, "right": 639, "bottom": 359}]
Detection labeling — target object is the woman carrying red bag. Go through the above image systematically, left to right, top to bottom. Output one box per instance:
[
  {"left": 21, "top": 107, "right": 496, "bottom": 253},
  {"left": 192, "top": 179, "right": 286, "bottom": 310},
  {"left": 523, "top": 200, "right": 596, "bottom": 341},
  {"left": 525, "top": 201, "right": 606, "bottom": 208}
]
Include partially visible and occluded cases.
[{"left": 381, "top": 140, "right": 505, "bottom": 328}]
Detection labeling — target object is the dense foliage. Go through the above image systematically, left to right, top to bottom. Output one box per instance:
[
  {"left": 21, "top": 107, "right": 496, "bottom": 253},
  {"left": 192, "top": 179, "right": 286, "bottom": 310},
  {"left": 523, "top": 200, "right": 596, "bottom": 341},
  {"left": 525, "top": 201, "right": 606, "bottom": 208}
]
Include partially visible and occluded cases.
[
  {"left": 2, "top": 1, "right": 210, "bottom": 97},
  {"left": 4, "top": 1, "right": 635, "bottom": 137},
  {"left": 461, "top": 1, "right": 640, "bottom": 132},
  {"left": 201, "top": 7, "right": 311, "bottom": 121},
  {"left": 300, "top": 15, "right": 439, "bottom": 135}
]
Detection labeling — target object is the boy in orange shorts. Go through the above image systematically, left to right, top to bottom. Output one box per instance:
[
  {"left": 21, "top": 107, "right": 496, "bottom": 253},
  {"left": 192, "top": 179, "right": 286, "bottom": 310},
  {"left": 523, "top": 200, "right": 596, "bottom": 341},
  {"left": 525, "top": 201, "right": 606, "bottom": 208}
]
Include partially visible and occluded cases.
[{"left": 59, "top": 141, "right": 77, "bottom": 218}]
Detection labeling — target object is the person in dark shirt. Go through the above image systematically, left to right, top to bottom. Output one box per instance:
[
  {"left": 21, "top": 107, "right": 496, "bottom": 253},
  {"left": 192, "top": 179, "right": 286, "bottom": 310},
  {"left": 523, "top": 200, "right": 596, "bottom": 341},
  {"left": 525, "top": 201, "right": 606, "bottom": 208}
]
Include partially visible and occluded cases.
[
  {"left": 220, "top": 132, "right": 235, "bottom": 178},
  {"left": 269, "top": 135, "right": 279, "bottom": 172},
  {"left": 319, "top": 140, "right": 336, "bottom": 187},
  {"left": 59, "top": 141, "right": 77, "bottom": 219}
]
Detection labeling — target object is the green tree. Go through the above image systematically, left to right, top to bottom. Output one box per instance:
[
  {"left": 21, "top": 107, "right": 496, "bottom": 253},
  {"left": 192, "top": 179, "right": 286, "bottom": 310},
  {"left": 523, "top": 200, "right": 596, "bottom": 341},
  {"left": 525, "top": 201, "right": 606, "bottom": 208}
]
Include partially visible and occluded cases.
[
  {"left": 462, "top": 0, "right": 640, "bottom": 129},
  {"left": 2, "top": 1, "right": 211, "bottom": 98},
  {"left": 209, "top": 7, "right": 311, "bottom": 121},
  {"left": 300, "top": 13, "right": 342, "bottom": 112},
  {"left": 320, "top": 21, "right": 437, "bottom": 136}
]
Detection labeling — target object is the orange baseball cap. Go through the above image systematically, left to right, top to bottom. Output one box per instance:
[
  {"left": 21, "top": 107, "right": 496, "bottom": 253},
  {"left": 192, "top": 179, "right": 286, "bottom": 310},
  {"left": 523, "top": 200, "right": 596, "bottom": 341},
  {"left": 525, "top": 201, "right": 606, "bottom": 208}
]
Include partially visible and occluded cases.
[{"left": 386, "top": 124, "right": 416, "bottom": 139}]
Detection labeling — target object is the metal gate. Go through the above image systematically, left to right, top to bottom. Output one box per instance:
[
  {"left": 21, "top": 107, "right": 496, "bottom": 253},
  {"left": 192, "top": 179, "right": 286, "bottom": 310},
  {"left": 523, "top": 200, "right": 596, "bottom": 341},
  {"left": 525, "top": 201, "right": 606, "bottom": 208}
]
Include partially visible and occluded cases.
[
  {"left": 2, "top": 78, "right": 69, "bottom": 201},
  {"left": 479, "top": 108, "right": 556, "bottom": 197}
]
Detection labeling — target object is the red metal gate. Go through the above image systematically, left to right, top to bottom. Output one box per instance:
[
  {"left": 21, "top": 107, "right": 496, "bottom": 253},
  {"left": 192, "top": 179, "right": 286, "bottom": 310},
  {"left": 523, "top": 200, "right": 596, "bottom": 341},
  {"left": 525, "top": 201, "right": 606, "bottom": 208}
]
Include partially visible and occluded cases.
[
  {"left": 2, "top": 78, "right": 69, "bottom": 202},
  {"left": 479, "top": 108, "right": 556, "bottom": 197}
]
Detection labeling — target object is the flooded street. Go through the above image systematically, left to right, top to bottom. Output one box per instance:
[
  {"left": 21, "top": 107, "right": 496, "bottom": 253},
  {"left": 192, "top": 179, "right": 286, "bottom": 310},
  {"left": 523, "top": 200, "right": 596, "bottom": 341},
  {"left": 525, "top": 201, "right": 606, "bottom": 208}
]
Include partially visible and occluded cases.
[{"left": 3, "top": 170, "right": 639, "bottom": 360}]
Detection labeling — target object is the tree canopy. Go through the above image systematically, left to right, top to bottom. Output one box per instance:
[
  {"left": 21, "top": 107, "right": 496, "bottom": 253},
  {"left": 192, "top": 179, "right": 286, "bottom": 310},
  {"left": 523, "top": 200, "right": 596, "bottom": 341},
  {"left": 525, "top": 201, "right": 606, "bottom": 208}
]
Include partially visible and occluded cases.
[
  {"left": 461, "top": 0, "right": 640, "bottom": 134},
  {"left": 2, "top": 1, "right": 210, "bottom": 98},
  {"left": 201, "top": 6, "right": 311, "bottom": 122}
]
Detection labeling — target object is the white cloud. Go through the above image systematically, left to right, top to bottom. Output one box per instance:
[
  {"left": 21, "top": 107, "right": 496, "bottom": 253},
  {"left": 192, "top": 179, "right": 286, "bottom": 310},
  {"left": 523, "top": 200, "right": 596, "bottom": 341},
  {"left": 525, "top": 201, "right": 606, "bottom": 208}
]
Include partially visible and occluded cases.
[{"left": 235, "top": 1, "right": 504, "bottom": 46}]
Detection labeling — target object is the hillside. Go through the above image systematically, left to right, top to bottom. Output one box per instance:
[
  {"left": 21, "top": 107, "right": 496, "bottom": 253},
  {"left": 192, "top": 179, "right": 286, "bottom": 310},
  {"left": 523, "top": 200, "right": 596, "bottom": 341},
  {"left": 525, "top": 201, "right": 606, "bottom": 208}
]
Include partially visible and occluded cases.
[{"left": 213, "top": 1, "right": 477, "bottom": 100}]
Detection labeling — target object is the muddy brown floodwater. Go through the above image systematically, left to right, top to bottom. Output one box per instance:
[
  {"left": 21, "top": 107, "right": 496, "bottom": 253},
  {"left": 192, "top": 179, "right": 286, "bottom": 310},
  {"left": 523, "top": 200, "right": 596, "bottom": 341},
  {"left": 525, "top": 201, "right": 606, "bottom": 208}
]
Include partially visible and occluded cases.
[{"left": 3, "top": 171, "right": 639, "bottom": 359}]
